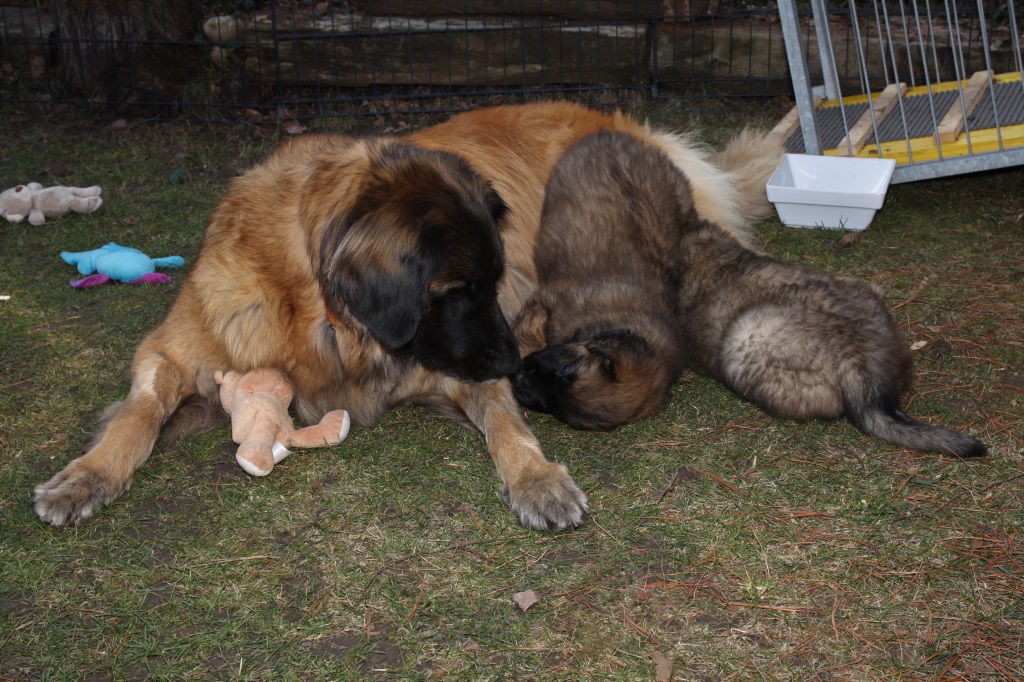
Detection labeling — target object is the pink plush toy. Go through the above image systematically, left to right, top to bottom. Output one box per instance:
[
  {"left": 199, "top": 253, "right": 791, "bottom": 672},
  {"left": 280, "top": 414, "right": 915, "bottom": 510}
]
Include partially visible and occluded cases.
[
  {"left": 0, "top": 182, "right": 103, "bottom": 225},
  {"left": 215, "top": 368, "right": 350, "bottom": 477}
]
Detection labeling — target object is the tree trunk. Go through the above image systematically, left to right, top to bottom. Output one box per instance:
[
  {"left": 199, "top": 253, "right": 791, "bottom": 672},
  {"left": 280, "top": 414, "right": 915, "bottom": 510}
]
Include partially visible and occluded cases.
[{"left": 49, "top": 0, "right": 203, "bottom": 109}]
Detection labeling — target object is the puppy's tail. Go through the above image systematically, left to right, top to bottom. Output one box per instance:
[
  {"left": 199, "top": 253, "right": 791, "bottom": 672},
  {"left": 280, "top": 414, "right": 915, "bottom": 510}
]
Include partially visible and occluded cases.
[
  {"left": 712, "top": 128, "right": 785, "bottom": 224},
  {"left": 845, "top": 387, "right": 987, "bottom": 458}
]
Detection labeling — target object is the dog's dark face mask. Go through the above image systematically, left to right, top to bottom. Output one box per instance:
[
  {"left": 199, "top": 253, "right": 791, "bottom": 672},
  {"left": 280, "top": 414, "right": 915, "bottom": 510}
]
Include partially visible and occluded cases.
[
  {"left": 320, "top": 142, "right": 520, "bottom": 383},
  {"left": 407, "top": 269, "right": 521, "bottom": 382},
  {"left": 513, "top": 331, "right": 669, "bottom": 430}
]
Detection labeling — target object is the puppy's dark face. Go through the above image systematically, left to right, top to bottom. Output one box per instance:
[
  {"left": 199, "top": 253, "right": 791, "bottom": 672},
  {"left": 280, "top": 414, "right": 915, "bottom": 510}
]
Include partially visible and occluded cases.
[
  {"left": 320, "top": 142, "right": 520, "bottom": 383},
  {"left": 512, "top": 331, "right": 671, "bottom": 430}
]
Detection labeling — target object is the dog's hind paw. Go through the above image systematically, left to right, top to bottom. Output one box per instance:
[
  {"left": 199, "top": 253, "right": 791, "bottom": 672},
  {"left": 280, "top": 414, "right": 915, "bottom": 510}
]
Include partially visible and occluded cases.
[
  {"left": 33, "top": 462, "right": 128, "bottom": 527},
  {"left": 502, "top": 462, "right": 588, "bottom": 532}
]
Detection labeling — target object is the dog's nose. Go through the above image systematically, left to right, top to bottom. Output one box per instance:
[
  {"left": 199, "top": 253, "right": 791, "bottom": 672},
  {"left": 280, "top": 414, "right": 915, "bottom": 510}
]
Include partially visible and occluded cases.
[
  {"left": 488, "top": 332, "right": 521, "bottom": 378},
  {"left": 466, "top": 343, "right": 520, "bottom": 383}
]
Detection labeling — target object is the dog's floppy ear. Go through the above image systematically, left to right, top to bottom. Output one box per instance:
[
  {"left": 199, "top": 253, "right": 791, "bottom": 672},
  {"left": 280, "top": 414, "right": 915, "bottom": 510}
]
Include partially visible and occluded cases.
[
  {"left": 485, "top": 185, "right": 509, "bottom": 225},
  {"left": 322, "top": 213, "right": 442, "bottom": 349}
]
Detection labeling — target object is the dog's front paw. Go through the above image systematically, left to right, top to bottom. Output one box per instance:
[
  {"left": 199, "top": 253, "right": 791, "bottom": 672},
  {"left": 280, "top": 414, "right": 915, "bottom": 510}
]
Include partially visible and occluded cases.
[
  {"left": 33, "top": 461, "right": 128, "bottom": 527},
  {"left": 502, "top": 462, "right": 588, "bottom": 532}
]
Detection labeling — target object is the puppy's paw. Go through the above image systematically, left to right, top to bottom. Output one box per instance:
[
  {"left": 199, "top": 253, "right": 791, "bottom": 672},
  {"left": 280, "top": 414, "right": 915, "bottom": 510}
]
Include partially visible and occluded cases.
[
  {"left": 33, "top": 462, "right": 128, "bottom": 527},
  {"left": 502, "top": 462, "right": 588, "bottom": 532}
]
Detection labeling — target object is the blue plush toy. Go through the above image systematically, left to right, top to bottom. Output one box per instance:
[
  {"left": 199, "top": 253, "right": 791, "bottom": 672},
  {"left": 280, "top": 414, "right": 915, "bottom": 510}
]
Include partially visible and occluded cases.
[{"left": 60, "top": 242, "right": 185, "bottom": 288}]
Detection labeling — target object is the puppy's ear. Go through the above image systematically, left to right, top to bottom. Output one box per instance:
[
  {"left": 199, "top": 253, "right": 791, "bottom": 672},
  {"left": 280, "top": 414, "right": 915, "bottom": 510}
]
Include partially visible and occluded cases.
[
  {"left": 322, "top": 214, "right": 442, "bottom": 349},
  {"left": 512, "top": 296, "right": 550, "bottom": 356},
  {"left": 586, "top": 330, "right": 651, "bottom": 355},
  {"left": 585, "top": 331, "right": 653, "bottom": 376}
]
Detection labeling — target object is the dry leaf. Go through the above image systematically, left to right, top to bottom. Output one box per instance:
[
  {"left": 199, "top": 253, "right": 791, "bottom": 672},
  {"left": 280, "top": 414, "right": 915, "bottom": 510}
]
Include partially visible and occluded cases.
[
  {"left": 110, "top": 119, "right": 127, "bottom": 129},
  {"left": 284, "top": 120, "right": 308, "bottom": 135},
  {"left": 840, "top": 231, "right": 861, "bottom": 247},
  {"left": 910, "top": 340, "right": 928, "bottom": 351},
  {"left": 512, "top": 589, "right": 540, "bottom": 612},
  {"left": 650, "top": 650, "right": 673, "bottom": 681}
]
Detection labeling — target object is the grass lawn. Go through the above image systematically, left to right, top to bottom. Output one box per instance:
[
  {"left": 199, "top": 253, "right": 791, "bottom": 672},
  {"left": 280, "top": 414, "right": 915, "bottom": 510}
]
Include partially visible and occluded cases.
[{"left": 1, "top": 99, "right": 1022, "bottom": 681}]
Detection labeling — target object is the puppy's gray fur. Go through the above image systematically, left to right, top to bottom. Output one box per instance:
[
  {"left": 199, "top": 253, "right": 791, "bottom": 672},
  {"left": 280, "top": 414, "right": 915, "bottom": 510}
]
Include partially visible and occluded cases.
[
  {"left": 515, "top": 130, "right": 986, "bottom": 457},
  {"left": 675, "top": 218, "right": 986, "bottom": 457}
]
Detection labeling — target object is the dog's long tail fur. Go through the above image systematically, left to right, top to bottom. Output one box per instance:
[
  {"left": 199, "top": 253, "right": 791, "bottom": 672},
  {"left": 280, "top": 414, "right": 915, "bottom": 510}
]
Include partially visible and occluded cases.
[
  {"left": 712, "top": 128, "right": 785, "bottom": 225},
  {"left": 843, "top": 382, "right": 987, "bottom": 458}
]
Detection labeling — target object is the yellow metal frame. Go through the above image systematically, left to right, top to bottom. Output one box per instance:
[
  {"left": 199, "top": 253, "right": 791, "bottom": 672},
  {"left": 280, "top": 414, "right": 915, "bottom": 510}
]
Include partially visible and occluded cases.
[{"left": 815, "top": 72, "right": 1024, "bottom": 165}]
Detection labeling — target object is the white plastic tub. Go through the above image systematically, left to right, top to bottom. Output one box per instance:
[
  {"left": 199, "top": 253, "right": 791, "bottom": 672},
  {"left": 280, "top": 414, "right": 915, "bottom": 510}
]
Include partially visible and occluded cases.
[{"left": 766, "top": 154, "right": 897, "bottom": 230}]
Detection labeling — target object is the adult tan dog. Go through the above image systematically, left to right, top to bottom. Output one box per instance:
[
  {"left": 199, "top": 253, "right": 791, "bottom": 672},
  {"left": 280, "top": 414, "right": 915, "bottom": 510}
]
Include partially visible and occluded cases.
[
  {"left": 33, "top": 102, "right": 783, "bottom": 531},
  {"left": 512, "top": 130, "right": 986, "bottom": 457}
]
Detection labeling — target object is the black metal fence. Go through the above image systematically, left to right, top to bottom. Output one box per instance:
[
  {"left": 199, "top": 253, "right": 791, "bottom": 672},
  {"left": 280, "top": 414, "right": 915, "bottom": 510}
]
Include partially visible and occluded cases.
[{"left": 0, "top": 1, "right": 1006, "bottom": 122}]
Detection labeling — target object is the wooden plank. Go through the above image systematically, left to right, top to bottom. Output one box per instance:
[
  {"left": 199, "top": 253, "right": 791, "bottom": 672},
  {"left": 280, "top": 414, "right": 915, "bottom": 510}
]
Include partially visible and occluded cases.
[
  {"left": 361, "top": 1, "right": 692, "bottom": 21},
  {"left": 231, "top": 12, "right": 1014, "bottom": 96},
  {"left": 240, "top": 16, "right": 648, "bottom": 87},
  {"left": 935, "top": 70, "right": 992, "bottom": 143},
  {"left": 834, "top": 82, "right": 907, "bottom": 156},
  {"left": 770, "top": 101, "right": 809, "bottom": 141}
]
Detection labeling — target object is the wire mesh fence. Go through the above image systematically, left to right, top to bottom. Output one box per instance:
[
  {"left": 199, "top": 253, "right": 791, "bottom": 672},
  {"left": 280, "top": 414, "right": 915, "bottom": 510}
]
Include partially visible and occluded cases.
[{"left": 0, "top": 1, "right": 1011, "bottom": 123}]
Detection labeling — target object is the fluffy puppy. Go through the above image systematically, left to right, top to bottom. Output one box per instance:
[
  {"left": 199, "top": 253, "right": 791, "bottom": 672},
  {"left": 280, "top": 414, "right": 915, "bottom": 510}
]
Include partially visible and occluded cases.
[
  {"left": 514, "top": 129, "right": 986, "bottom": 457},
  {"left": 512, "top": 131, "right": 693, "bottom": 429},
  {"left": 673, "top": 217, "right": 987, "bottom": 457}
]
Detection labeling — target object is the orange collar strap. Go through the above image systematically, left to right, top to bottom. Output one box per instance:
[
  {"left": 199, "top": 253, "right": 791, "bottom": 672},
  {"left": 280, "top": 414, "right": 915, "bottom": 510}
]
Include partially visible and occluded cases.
[{"left": 320, "top": 281, "right": 338, "bottom": 328}]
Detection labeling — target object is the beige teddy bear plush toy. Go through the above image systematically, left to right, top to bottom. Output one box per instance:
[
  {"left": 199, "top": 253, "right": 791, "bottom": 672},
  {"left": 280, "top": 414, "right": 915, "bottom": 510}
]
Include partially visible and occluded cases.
[
  {"left": 0, "top": 182, "right": 103, "bottom": 225},
  {"left": 215, "top": 368, "right": 350, "bottom": 477}
]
